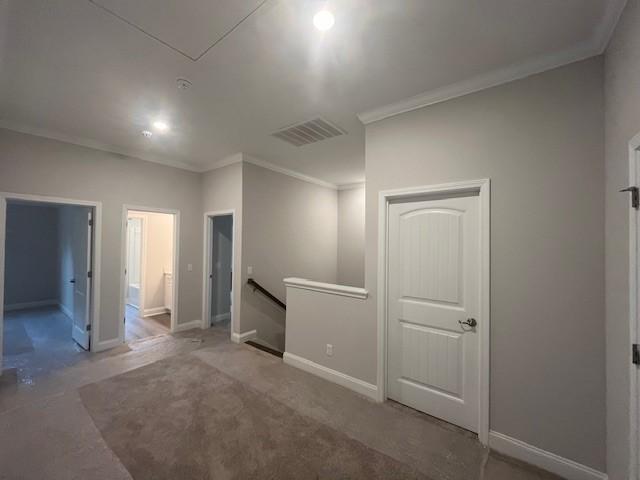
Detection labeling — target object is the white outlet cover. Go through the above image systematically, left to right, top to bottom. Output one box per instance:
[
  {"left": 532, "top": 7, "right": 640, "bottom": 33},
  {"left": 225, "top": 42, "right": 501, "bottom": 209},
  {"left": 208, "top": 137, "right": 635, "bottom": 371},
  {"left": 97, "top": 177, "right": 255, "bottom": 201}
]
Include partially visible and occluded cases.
[
  {"left": 187, "top": 263, "right": 193, "bottom": 271},
  {"left": 248, "top": 266, "right": 253, "bottom": 275},
  {"left": 326, "top": 344, "right": 333, "bottom": 356}
]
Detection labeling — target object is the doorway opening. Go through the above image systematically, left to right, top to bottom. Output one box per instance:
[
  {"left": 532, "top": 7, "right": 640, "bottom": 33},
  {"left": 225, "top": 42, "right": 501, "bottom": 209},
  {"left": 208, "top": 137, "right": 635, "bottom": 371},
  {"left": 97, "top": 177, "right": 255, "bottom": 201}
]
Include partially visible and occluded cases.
[
  {"left": 0, "top": 196, "right": 98, "bottom": 382},
  {"left": 122, "top": 208, "right": 177, "bottom": 343},
  {"left": 204, "top": 212, "right": 234, "bottom": 333}
]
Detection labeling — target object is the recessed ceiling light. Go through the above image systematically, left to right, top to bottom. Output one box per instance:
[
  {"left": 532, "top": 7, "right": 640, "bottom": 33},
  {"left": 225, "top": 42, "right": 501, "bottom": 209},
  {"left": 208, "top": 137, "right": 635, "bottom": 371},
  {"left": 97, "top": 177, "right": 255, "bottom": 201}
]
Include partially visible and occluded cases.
[
  {"left": 313, "top": 10, "right": 335, "bottom": 31},
  {"left": 152, "top": 120, "right": 170, "bottom": 132},
  {"left": 142, "top": 130, "right": 153, "bottom": 138}
]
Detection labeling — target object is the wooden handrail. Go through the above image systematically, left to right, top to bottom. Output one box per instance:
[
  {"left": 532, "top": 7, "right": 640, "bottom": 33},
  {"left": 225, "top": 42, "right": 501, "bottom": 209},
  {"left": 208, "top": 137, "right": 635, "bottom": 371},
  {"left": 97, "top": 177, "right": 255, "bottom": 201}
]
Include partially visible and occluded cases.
[{"left": 247, "top": 278, "right": 286, "bottom": 310}]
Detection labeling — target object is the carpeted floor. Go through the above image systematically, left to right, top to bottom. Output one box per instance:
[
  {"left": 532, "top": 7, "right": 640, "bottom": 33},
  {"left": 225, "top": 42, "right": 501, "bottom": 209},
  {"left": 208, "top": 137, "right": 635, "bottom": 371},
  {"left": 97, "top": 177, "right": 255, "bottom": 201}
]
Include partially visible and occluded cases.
[{"left": 79, "top": 355, "right": 431, "bottom": 480}]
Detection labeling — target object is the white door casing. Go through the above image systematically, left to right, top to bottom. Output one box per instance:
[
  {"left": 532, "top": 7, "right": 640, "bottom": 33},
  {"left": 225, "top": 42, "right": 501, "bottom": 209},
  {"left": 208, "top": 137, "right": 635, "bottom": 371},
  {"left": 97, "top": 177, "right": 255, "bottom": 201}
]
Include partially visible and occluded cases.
[
  {"left": 629, "top": 135, "right": 640, "bottom": 480},
  {"left": 377, "top": 179, "right": 490, "bottom": 444},
  {"left": 387, "top": 193, "right": 480, "bottom": 432},
  {"left": 71, "top": 208, "right": 92, "bottom": 350}
]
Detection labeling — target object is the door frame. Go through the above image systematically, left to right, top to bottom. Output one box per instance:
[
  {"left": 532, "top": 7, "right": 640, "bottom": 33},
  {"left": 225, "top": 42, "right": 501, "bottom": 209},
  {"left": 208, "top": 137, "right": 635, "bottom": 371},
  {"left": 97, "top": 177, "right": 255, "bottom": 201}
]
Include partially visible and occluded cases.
[
  {"left": 628, "top": 132, "right": 640, "bottom": 480},
  {"left": 377, "top": 178, "right": 490, "bottom": 444},
  {"left": 0, "top": 192, "right": 102, "bottom": 367},
  {"left": 119, "top": 205, "right": 180, "bottom": 342},
  {"left": 202, "top": 210, "right": 238, "bottom": 340},
  {"left": 125, "top": 213, "right": 147, "bottom": 311}
]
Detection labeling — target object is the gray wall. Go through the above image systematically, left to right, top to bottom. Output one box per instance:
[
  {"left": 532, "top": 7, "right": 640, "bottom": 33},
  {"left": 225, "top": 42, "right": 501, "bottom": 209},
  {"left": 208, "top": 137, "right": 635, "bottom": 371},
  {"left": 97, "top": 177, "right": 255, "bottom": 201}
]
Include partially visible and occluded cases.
[
  {"left": 604, "top": 0, "right": 640, "bottom": 477},
  {"left": 365, "top": 58, "right": 605, "bottom": 470},
  {"left": 0, "top": 128, "right": 203, "bottom": 346},
  {"left": 201, "top": 161, "right": 243, "bottom": 334},
  {"left": 241, "top": 161, "right": 338, "bottom": 351},
  {"left": 337, "top": 186, "right": 365, "bottom": 287},
  {"left": 4, "top": 203, "right": 59, "bottom": 306}
]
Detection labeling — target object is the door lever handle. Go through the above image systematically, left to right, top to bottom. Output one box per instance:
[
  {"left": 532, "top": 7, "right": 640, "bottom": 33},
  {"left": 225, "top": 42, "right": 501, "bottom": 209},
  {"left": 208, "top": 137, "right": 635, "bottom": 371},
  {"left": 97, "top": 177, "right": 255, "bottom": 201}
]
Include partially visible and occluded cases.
[
  {"left": 69, "top": 279, "right": 76, "bottom": 284},
  {"left": 459, "top": 318, "right": 477, "bottom": 328}
]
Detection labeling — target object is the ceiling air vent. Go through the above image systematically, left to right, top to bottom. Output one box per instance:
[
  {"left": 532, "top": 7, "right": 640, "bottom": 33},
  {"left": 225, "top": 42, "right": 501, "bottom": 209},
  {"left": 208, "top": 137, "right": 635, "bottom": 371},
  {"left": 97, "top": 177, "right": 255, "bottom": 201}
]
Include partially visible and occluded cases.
[{"left": 272, "top": 118, "right": 346, "bottom": 147}]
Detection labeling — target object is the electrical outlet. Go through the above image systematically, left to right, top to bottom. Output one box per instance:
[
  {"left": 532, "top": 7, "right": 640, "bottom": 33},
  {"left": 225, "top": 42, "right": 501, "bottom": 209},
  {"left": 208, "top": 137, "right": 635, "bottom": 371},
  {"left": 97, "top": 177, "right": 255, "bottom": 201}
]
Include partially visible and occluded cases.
[
  {"left": 187, "top": 263, "right": 193, "bottom": 272},
  {"left": 248, "top": 266, "right": 253, "bottom": 275},
  {"left": 326, "top": 344, "right": 333, "bottom": 356}
]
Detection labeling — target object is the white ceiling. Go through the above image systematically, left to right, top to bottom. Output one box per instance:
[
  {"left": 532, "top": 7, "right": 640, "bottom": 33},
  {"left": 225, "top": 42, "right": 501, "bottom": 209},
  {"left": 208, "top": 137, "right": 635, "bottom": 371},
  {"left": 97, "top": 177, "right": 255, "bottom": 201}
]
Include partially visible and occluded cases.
[{"left": 0, "top": 0, "right": 625, "bottom": 185}]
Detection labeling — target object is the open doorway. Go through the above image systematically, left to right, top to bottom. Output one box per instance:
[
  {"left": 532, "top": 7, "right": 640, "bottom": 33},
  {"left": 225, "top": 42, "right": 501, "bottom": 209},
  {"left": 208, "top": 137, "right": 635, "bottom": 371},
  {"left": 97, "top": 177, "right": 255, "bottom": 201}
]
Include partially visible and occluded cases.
[
  {"left": 0, "top": 197, "right": 97, "bottom": 381},
  {"left": 122, "top": 208, "right": 177, "bottom": 342},
  {"left": 204, "top": 213, "right": 234, "bottom": 331}
]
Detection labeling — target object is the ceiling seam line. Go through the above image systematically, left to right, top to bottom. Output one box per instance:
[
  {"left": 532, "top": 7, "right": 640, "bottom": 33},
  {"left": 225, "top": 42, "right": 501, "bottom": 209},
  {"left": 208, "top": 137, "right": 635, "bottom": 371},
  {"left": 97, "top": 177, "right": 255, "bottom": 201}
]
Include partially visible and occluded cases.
[{"left": 194, "top": 0, "right": 271, "bottom": 61}]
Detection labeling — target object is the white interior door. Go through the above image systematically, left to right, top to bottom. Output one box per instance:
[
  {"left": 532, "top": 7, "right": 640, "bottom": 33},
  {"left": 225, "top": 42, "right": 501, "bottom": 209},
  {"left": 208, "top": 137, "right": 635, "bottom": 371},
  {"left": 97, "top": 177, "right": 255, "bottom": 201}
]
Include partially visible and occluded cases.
[
  {"left": 387, "top": 194, "right": 480, "bottom": 432},
  {"left": 71, "top": 208, "right": 92, "bottom": 350},
  {"left": 125, "top": 217, "right": 143, "bottom": 308}
]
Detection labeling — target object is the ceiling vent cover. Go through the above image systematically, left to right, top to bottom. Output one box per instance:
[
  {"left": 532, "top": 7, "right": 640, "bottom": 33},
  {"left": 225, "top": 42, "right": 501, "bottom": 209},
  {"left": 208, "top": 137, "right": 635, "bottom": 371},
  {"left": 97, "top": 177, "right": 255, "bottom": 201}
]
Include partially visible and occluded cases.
[{"left": 272, "top": 118, "right": 346, "bottom": 147}]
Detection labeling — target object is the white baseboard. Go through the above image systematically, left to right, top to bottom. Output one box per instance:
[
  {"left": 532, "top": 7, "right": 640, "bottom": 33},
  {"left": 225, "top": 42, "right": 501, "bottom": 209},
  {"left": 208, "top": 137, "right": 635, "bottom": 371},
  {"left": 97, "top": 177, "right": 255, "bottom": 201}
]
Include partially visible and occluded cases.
[
  {"left": 3, "top": 299, "right": 59, "bottom": 312},
  {"left": 58, "top": 302, "right": 73, "bottom": 319},
  {"left": 143, "top": 306, "right": 169, "bottom": 317},
  {"left": 213, "top": 312, "right": 231, "bottom": 323},
  {"left": 173, "top": 319, "right": 202, "bottom": 333},
  {"left": 231, "top": 329, "right": 257, "bottom": 344},
  {"left": 93, "top": 337, "right": 123, "bottom": 352},
  {"left": 283, "top": 352, "right": 378, "bottom": 401},
  {"left": 489, "top": 431, "right": 607, "bottom": 480}
]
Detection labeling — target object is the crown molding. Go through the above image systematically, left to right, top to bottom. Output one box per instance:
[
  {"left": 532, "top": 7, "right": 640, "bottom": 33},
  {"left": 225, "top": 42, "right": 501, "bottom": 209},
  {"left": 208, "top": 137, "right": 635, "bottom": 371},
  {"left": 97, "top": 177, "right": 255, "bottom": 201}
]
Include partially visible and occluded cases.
[
  {"left": 593, "top": 0, "right": 628, "bottom": 53},
  {"left": 357, "top": 2, "right": 627, "bottom": 125},
  {"left": 357, "top": 41, "right": 596, "bottom": 125},
  {"left": 0, "top": 120, "right": 202, "bottom": 172},
  {"left": 201, "top": 153, "right": 244, "bottom": 172},
  {"left": 241, "top": 154, "right": 338, "bottom": 190},
  {"left": 337, "top": 182, "right": 365, "bottom": 191}
]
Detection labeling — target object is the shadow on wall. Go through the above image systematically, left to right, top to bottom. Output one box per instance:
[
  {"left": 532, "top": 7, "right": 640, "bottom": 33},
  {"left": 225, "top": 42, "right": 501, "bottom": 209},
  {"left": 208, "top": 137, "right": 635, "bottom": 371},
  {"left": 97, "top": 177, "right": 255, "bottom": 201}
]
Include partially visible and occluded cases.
[{"left": 243, "top": 283, "right": 286, "bottom": 352}]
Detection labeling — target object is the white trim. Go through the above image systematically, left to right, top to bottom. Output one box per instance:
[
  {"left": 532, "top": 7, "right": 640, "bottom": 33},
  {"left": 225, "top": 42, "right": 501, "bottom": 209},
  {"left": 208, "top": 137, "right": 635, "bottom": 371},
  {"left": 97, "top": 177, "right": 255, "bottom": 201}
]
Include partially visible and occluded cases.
[
  {"left": 357, "top": 0, "right": 629, "bottom": 126},
  {"left": 592, "top": 0, "right": 628, "bottom": 54},
  {"left": 358, "top": 43, "right": 596, "bottom": 124},
  {"left": 0, "top": 122, "right": 201, "bottom": 172},
  {"left": 628, "top": 131, "right": 640, "bottom": 480},
  {"left": 201, "top": 153, "right": 244, "bottom": 172},
  {"left": 243, "top": 154, "right": 338, "bottom": 190},
  {"left": 376, "top": 179, "right": 491, "bottom": 444},
  {"left": 337, "top": 182, "right": 365, "bottom": 191},
  {"left": 0, "top": 192, "right": 102, "bottom": 370},
  {"left": 119, "top": 205, "right": 180, "bottom": 345},
  {"left": 202, "top": 210, "right": 239, "bottom": 344},
  {"left": 284, "top": 277, "right": 368, "bottom": 300},
  {"left": 3, "top": 299, "right": 59, "bottom": 312},
  {"left": 58, "top": 302, "right": 73, "bottom": 319},
  {"left": 143, "top": 306, "right": 169, "bottom": 317},
  {"left": 213, "top": 312, "right": 231, "bottom": 323},
  {"left": 173, "top": 319, "right": 202, "bottom": 333},
  {"left": 231, "top": 329, "right": 257, "bottom": 344},
  {"left": 93, "top": 337, "right": 122, "bottom": 352},
  {"left": 283, "top": 352, "right": 378, "bottom": 400},
  {"left": 489, "top": 431, "right": 608, "bottom": 480}
]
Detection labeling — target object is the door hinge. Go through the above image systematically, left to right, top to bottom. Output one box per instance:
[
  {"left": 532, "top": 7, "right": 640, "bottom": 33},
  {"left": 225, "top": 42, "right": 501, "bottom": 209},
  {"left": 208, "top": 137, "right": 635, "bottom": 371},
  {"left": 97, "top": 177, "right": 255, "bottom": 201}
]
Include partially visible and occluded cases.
[
  {"left": 620, "top": 186, "right": 639, "bottom": 209},
  {"left": 89, "top": 219, "right": 93, "bottom": 226},
  {"left": 87, "top": 271, "right": 92, "bottom": 278},
  {"left": 86, "top": 324, "right": 92, "bottom": 332},
  {"left": 633, "top": 344, "right": 640, "bottom": 365}
]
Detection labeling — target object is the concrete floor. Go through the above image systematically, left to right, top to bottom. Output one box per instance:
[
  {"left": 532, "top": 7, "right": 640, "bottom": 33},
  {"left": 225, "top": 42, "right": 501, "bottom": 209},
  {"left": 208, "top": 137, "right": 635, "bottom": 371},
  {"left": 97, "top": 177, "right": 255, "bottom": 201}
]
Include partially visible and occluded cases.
[{"left": 0, "top": 326, "right": 563, "bottom": 480}]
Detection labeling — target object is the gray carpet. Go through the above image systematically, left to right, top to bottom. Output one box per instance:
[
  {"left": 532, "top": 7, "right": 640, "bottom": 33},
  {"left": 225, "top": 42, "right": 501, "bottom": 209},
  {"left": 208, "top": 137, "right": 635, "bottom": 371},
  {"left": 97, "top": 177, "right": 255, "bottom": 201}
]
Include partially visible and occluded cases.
[{"left": 79, "top": 355, "right": 432, "bottom": 480}]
